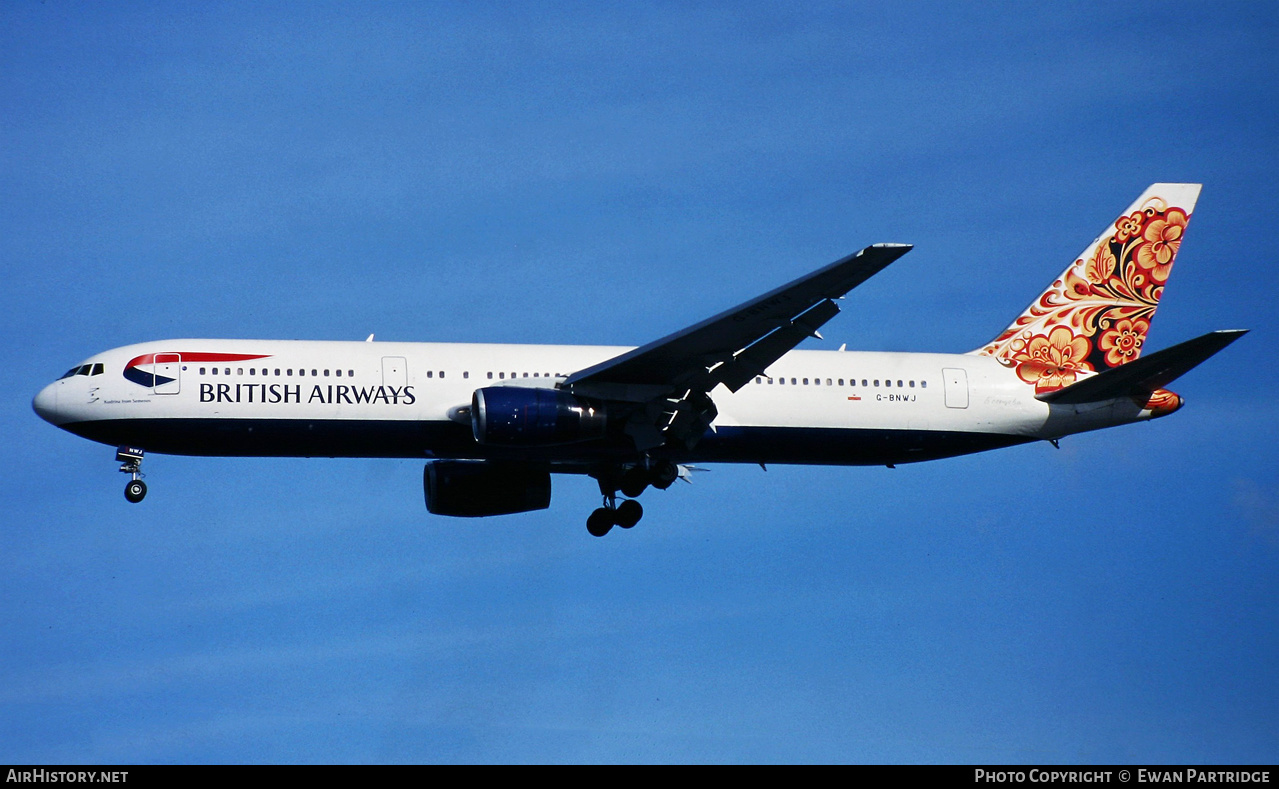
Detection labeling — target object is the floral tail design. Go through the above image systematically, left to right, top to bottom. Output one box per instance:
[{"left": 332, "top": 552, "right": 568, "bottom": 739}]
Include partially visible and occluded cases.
[{"left": 973, "top": 183, "right": 1202, "bottom": 395}]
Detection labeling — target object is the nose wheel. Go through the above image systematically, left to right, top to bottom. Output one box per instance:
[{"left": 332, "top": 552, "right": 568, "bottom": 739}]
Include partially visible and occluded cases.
[
  {"left": 117, "top": 446, "right": 147, "bottom": 503},
  {"left": 125, "top": 479, "right": 147, "bottom": 503}
]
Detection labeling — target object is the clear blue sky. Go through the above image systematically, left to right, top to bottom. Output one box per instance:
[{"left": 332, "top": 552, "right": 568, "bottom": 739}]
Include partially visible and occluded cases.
[{"left": 3, "top": 1, "right": 1276, "bottom": 764}]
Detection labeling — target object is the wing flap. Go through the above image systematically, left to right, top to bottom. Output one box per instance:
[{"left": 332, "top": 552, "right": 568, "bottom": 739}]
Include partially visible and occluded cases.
[{"left": 711, "top": 298, "right": 841, "bottom": 393}]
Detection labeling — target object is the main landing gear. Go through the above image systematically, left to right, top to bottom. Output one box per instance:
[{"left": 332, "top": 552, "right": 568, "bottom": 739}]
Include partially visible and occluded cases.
[
  {"left": 117, "top": 446, "right": 147, "bottom": 503},
  {"left": 586, "top": 460, "right": 679, "bottom": 537},
  {"left": 587, "top": 497, "right": 642, "bottom": 537}
]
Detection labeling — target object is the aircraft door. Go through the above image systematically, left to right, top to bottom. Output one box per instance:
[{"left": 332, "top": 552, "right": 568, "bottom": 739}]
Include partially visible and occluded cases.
[
  {"left": 153, "top": 353, "right": 181, "bottom": 395},
  {"left": 382, "top": 356, "right": 408, "bottom": 388},
  {"left": 942, "top": 367, "right": 968, "bottom": 408}
]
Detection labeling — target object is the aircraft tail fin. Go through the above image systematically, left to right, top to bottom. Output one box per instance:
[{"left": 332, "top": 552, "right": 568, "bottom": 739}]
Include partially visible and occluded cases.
[
  {"left": 974, "top": 183, "right": 1201, "bottom": 395},
  {"left": 1036, "top": 329, "right": 1246, "bottom": 407}
]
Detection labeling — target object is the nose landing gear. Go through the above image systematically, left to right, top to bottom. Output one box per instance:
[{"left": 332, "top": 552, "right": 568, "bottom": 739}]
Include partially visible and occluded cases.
[{"left": 117, "top": 446, "right": 147, "bottom": 503}]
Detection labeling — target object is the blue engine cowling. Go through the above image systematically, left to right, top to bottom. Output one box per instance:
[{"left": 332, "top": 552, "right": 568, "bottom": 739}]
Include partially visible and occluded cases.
[
  {"left": 471, "top": 387, "right": 607, "bottom": 445},
  {"left": 424, "top": 460, "right": 551, "bottom": 517}
]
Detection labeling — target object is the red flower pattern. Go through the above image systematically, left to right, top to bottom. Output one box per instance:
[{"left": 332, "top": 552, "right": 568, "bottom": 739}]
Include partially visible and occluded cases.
[
  {"left": 977, "top": 194, "right": 1192, "bottom": 392},
  {"left": 1133, "top": 208, "right": 1187, "bottom": 283},
  {"left": 1099, "top": 317, "right": 1149, "bottom": 367},
  {"left": 1010, "top": 326, "right": 1095, "bottom": 394}
]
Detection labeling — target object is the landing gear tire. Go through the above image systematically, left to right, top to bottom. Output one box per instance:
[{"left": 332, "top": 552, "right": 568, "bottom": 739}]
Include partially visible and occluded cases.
[
  {"left": 651, "top": 461, "right": 679, "bottom": 490},
  {"left": 620, "top": 468, "right": 649, "bottom": 499},
  {"left": 125, "top": 479, "right": 147, "bottom": 503},
  {"left": 615, "top": 499, "right": 643, "bottom": 529},
  {"left": 587, "top": 508, "right": 614, "bottom": 537}
]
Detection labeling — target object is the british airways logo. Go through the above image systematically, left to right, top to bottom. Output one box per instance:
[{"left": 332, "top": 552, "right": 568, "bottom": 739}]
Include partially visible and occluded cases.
[
  {"left": 123, "top": 352, "right": 271, "bottom": 388},
  {"left": 199, "top": 383, "right": 415, "bottom": 406}
]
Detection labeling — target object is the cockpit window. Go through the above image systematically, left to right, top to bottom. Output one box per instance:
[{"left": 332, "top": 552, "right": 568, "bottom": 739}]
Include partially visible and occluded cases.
[{"left": 60, "top": 364, "right": 98, "bottom": 378}]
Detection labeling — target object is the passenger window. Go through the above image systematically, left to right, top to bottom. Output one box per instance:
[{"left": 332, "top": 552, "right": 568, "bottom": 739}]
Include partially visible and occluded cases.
[
  {"left": 200, "top": 368, "right": 206, "bottom": 375},
  {"left": 212, "top": 368, "right": 218, "bottom": 375},
  {"left": 237, "top": 368, "right": 244, "bottom": 375},
  {"left": 249, "top": 368, "right": 255, "bottom": 376},
  {"left": 276, "top": 369, "right": 282, "bottom": 376},
  {"left": 287, "top": 369, "right": 292, "bottom": 376},
  {"left": 299, "top": 369, "right": 305, "bottom": 377},
  {"left": 311, "top": 369, "right": 317, "bottom": 377},
  {"left": 324, "top": 369, "right": 330, "bottom": 377},
  {"left": 335, "top": 369, "right": 342, "bottom": 377},
  {"left": 348, "top": 370, "right": 354, "bottom": 377},
  {"left": 427, "top": 371, "right": 433, "bottom": 378},
  {"left": 439, "top": 371, "right": 445, "bottom": 379},
  {"left": 463, "top": 371, "right": 469, "bottom": 379},
  {"left": 487, "top": 372, "right": 494, "bottom": 379},
  {"left": 499, "top": 372, "right": 505, "bottom": 379},
  {"left": 523, "top": 372, "right": 529, "bottom": 378},
  {"left": 755, "top": 376, "right": 762, "bottom": 384},
  {"left": 767, "top": 378, "right": 773, "bottom": 384},
  {"left": 778, "top": 378, "right": 785, "bottom": 385},
  {"left": 790, "top": 378, "right": 797, "bottom": 385},
  {"left": 803, "top": 378, "right": 809, "bottom": 385},
  {"left": 826, "top": 378, "right": 832, "bottom": 386},
  {"left": 838, "top": 379, "right": 844, "bottom": 386},
  {"left": 862, "top": 379, "right": 868, "bottom": 387},
  {"left": 874, "top": 380, "right": 879, "bottom": 387},
  {"left": 897, "top": 380, "right": 903, "bottom": 388},
  {"left": 909, "top": 380, "right": 915, "bottom": 388},
  {"left": 921, "top": 381, "right": 927, "bottom": 388}
]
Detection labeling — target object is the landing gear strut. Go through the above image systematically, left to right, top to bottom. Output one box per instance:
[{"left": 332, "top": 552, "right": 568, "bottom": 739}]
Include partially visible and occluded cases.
[{"left": 117, "top": 446, "right": 147, "bottom": 503}]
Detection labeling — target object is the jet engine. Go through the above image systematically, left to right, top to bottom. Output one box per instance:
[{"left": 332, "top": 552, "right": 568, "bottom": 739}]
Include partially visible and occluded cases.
[
  {"left": 471, "top": 387, "right": 607, "bottom": 445},
  {"left": 423, "top": 460, "right": 551, "bottom": 517}
]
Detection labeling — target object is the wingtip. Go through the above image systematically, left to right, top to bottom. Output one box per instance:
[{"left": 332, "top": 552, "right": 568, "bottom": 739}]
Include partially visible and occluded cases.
[
  {"left": 858, "top": 242, "right": 913, "bottom": 260},
  {"left": 1215, "top": 328, "right": 1250, "bottom": 342}
]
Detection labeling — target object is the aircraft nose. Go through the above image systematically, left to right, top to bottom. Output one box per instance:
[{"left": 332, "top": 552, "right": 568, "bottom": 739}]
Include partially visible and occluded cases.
[{"left": 32, "top": 381, "right": 60, "bottom": 425}]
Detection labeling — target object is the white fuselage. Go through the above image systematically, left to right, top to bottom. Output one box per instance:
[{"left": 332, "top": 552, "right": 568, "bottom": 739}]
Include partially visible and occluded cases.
[{"left": 33, "top": 339, "right": 1162, "bottom": 468}]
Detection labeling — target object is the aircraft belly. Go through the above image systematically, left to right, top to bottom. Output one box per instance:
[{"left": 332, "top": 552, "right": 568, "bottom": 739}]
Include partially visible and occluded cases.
[{"left": 685, "top": 425, "right": 1032, "bottom": 465}]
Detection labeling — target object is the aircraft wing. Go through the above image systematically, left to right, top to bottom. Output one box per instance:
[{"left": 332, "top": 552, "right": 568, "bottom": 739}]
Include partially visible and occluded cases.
[{"left": 563, "top": 243, "right": 912, "bottom": 401}]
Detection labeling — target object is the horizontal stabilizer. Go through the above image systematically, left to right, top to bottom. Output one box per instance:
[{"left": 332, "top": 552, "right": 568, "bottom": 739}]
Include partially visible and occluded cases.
[{"left": 1037, "top": 330, "right": 1247, "bottom": 404}]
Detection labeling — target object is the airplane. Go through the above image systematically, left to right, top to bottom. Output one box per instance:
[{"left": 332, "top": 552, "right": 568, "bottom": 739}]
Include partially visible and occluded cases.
[{"left": 33, "top": 183, "right": 1245, "bottom": 536}]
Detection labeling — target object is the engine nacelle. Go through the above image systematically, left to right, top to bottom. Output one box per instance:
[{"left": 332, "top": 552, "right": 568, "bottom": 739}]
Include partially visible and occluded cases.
[
  {"left": 471, "top": 387, "right": 607, "bottom": 445},
  {"left": 423, "top": 460, "right": 551, "bottom": 517}
]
